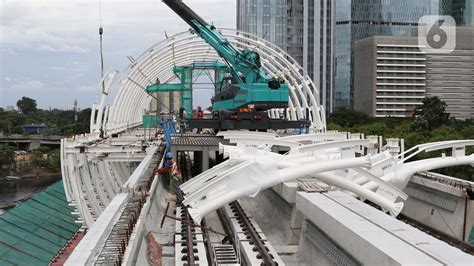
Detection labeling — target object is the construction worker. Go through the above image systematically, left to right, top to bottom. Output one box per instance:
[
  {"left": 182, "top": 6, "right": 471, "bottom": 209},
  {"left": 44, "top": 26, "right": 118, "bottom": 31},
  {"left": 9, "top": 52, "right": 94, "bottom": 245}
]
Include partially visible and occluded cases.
[
  {"left": 197, "top": 106, "right": 204, "bottom": 133},
  {"left": 197, "top": 106, "right": 204, "bottom": 119},
  {"left": 156, "top": 152, "right": 184, "bottom": 202}
]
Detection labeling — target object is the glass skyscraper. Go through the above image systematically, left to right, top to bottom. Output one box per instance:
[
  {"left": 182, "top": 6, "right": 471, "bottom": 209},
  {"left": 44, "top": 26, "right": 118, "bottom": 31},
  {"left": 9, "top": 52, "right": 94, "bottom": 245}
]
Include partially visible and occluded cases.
[
  {"left": 236, "top": 0, "right": 288, "bottom": 50},
  {"left": 237, "top": 0, "right": 335, "bottom": 114},
  {"left": 334, "top": 0, "right": 440, "bottom": 109},
  {"left": 441, "top": 0, "right": 473, "bottom": 26}
]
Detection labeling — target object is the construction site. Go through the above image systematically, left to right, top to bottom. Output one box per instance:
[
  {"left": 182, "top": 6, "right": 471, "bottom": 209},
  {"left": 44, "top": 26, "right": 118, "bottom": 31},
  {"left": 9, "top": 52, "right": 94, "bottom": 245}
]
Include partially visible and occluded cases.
[{"left": 0, "top": 0, "right": 473, "bottom": 265}]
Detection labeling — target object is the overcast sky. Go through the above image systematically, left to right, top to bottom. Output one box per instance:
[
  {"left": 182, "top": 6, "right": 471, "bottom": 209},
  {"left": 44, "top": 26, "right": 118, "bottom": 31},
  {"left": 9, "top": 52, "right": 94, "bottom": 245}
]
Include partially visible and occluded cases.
[{"left": 0, "top": 0, "right": 236, "bottom": 109}]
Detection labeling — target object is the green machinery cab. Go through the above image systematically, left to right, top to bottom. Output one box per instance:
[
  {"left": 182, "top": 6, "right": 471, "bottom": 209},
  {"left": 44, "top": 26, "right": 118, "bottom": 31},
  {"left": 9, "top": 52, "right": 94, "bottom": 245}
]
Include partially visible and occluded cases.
[{"left": 146, "top": 60, "right": 289, "bottom": 114}]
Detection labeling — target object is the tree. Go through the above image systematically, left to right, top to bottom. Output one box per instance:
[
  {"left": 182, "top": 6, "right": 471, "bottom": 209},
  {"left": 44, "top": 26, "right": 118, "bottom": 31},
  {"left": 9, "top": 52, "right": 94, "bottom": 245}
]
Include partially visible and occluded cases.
[
  {"left": 17, "top": 96, "right": 37, "bottom": 115},
  {"left": 414, "top": 97, "right": 449, "bottom": 130},
  {"left": 328, "top": 107, "right": 370, "bottom": 128},
  {"left": 327, "top": 122, "right": 347, "bottom": 132},
  {"left": 355, "top": 122, "right": 389, "bottom": 136},
  {"left": 429, "top": 125, "right": 462, "bottom": 142},
  {"left": 0, "top": 145, "right": 15, "bottom": 165},
  {"left": 47, "top": 150, "right": 61, "bottom": 172}
]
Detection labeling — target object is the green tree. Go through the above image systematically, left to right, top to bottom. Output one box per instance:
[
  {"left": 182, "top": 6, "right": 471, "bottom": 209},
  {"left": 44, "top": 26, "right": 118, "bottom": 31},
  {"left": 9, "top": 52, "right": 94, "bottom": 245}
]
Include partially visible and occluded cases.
[
  {"left": 17, "top": 96, "right": 37, "bottom": 115},
  {"left": 413, "top": 97, "right": 450, "bottom": 130},
  {"left": 328, "top": 107, "right": 370, "bottom": 128},
  {"left": 327, "top": 122, "right": 347, "bottom": 132},
  {"left": 355, "top": 122, "right": 389, "bottom": 136},
  {"left": 459, "top": 124, "right": 474, "bottom": 139},
  {"left": 429, "top": 125, "right": 462, "bottom": 142},
  {"left": 404, "top": 132, "right": 429, "bottom": 150},
  {"left": 0, "top": 145, "right": 15, "bottom": 165},
  {"left": 47, "top": 150, "right": 61, "bottom": 172}
]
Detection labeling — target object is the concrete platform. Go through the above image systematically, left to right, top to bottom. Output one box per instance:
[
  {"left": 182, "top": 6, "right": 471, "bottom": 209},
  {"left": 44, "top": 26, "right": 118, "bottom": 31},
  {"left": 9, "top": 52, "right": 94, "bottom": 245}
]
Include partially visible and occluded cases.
[{"left": 296, "top": 191, "right": 473, "bottom": 265}]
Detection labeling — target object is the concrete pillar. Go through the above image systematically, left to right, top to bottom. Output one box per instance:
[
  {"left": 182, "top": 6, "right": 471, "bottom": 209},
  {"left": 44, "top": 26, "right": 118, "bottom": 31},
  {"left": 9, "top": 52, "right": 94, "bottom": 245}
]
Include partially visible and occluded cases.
[
  {"left": 29, "top": 140, "right": 41, "bottom": 150},
  {"left": 170, "top": 146, "right": 178, "bottom": 162},
  {"left": 202, "top": 147, "right": 209, "bottom": 171},
  {"left": 193, "top": 151, "right": 203, "bottom": 176},
  {"left": 285, "top": 206, "right": 304, "bottom": 245}
]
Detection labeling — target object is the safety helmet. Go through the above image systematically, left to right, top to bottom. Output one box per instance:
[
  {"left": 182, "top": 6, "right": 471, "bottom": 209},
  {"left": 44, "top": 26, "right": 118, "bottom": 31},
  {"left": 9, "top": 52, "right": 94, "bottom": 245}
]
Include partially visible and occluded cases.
[{"left": 165, "top": 152, "right": 173, "bottom": 159}]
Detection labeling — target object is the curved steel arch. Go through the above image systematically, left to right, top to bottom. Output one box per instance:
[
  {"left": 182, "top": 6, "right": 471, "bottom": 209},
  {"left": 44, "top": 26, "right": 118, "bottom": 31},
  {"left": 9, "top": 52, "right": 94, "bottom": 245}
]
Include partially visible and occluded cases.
[{"left": 103, "top": 29, "right": 326, "bottom": 133}]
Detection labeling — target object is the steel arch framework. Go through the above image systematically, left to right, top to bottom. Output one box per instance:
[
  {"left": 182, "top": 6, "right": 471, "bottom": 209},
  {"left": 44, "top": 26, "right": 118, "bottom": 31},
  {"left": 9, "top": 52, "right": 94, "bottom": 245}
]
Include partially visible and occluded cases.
[{"left": 99, "top": 29, "right": 326, "bottom": 133}]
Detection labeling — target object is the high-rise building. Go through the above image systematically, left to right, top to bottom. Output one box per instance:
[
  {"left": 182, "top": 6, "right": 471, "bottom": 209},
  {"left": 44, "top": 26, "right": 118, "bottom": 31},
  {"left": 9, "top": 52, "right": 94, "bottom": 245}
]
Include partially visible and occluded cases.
[
  {"left": 236, "top": 0, "right": 288, "bottom": 50},
  {"left": 237, "top": 0, "right": 335, "bottom": 114},
  {"left": 287, "top": 0, "right": 304, "bottom": 65},
  {"left": 305, "top": 0, "right": 336, "bottom": 113},
  {"left": 335, "top": 0, "right": 440, "bottom": 109},
  {"left": 441, "top": 0, "right": 473, "bottom": 26},
  {"left": 424, "top": 27, "right": 474, "bottom": 120},
  {"left": 354, "top": 28, "right": 474, "bottom": 120},
  {"left": 353, "top": 36, "right": 427, "bottom": 118}
]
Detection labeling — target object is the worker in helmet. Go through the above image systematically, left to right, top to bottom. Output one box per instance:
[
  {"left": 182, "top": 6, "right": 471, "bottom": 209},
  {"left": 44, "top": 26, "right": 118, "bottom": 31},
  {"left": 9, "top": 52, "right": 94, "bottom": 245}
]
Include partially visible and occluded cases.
[
  {"left": 197, "top": 106, "right": 204, "bottom": 133},
  {"left": 197, "top": 106, "right": 204, "bottom": 119},
  {"left": 156, "top": 152, "right": 183, "bottom": 202}
]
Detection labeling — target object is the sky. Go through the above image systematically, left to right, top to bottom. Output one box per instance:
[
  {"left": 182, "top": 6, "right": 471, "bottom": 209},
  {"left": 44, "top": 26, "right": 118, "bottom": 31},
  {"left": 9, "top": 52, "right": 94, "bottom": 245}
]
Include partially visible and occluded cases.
[{"left": 0, "top": 0, "right": 236, "bottom": 109}]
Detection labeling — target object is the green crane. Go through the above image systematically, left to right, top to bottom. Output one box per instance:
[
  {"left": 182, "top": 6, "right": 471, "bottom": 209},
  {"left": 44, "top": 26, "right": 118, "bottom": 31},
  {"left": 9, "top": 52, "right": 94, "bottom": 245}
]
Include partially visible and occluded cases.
[{"left": 155, "top": 0, "right": 308, "bottom": 130}]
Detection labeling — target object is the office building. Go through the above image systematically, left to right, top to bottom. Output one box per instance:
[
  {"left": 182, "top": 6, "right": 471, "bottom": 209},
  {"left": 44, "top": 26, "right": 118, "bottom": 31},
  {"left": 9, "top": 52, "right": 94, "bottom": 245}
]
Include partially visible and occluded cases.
[
  {"left": 236, "top": 0, "right": 288, "bottom": 50},
  {"left": 286, "top": 0, "right": 304, "bottom": 65},
  {"left": 305, "top": 0, "right": 335, "bottom": 113},
  {"left": 335, "top": 0, "right": 440, "bottom": 109},
  {"left": 441, "top": 0, "right": 473, "bottom": 26},
  {"left": 354, "top": 27, "right": 474, "bottom": 119},
  {"left": 424, "top": 27, "right": 474, "bottom": 119},
  {"left": 354, "top": 36, "right": 426, "bottom": 117}
]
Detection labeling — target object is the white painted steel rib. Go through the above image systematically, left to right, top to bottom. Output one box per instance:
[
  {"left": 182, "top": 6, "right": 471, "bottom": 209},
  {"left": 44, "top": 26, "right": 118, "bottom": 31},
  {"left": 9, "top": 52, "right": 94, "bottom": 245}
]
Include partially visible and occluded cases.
[
  {"left": 102, "top": 29, "right": 325, "bottom": 134},
  {"left": 217, "top": 131, "right": 279, "bottom": 139},
  {"left": 279, "top": 132, "right": 348, "bottom": 143},
  {"left": 224, "top": 137, "right": 301, "bottom": 149},
  {"left": 290, "top": 139, "right": 370, "bottom": 155},
  {"left": 354, "top": 140, "right": 474, "bottom": 188},
  {"left": 122, "top": 145, "right": 159, "bottom": 189},
  {"left": 363, "top": 155, "right": 474, "bottom": 192},
  {"left": 184, "top": 156, "right": 371, "bottom": 223},
  {"left": 180, "top": 160, "right": 233, "bottom": 194},
  {"left": 182, "top": 160, "right": 256, "bottom": 205},
  {"left": 99, "top": 161, "right": 118, "bottom": 197},
  {"left": 311, "top": 171, "right": 403, "bottom": 216}
]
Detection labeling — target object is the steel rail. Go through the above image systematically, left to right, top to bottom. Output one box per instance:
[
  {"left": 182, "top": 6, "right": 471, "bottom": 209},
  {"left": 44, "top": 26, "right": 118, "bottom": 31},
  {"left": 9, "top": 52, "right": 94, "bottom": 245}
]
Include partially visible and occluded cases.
[
  {"left": 230, "top": 201, "right": 276, "bottom": 265},
  {"left": 185, "top": 211, "right": 195, "bottom": 265},
  {"left": 398, "top": 214, "right": 474, "bottom": 255},
  {"left": 201, "top": 218, "right": 216, "bottom": 266}
]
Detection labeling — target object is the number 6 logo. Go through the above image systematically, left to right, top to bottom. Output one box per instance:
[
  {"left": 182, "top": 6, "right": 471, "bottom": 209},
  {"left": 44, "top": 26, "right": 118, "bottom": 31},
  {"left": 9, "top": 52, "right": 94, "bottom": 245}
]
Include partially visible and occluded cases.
[{"left": 418, "top": 16, "right": 456, "bottom": 54}]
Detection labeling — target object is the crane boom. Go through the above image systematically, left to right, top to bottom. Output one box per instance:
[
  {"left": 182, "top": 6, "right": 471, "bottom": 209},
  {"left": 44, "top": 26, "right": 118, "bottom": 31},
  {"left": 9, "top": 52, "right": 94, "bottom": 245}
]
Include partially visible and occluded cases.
[{"left": 162, "top": 0, "right": 270, "bottom": 85}]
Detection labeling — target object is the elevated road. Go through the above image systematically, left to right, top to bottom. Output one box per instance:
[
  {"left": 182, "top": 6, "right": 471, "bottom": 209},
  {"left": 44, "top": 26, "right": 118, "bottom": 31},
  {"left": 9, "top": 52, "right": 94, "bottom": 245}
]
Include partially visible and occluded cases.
[{"left": 0, "top": 134, "right": 62, "bottom": 150}]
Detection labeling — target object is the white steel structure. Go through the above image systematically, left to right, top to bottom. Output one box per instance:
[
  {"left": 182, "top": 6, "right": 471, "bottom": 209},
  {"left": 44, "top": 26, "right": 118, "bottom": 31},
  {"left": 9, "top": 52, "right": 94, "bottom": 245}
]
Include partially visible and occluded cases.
[
  {"left": 60, "top": 28, "right": 474, "bottom": 265},
  {"left": 62, "top": 29, "right": 326, "bottom": 228},
  {"left": 90, "top": 29, "right": 326, "bottom": 136},
  {"left": 180, "top": 132, "right": 474, "bottom": 223}
]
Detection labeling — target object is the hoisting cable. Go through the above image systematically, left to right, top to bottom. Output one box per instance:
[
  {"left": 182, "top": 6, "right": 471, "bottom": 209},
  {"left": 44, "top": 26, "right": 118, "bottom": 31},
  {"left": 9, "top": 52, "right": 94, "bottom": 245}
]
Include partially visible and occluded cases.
[{"left": 99, "top": 0, "right": 105, "bottom": 94}]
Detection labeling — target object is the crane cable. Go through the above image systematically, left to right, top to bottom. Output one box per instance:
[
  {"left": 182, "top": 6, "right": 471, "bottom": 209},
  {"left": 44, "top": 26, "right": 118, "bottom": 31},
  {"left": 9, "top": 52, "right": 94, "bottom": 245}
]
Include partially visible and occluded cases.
[{"left": 99, "top": 0, "right": 106, "bottom": 95}]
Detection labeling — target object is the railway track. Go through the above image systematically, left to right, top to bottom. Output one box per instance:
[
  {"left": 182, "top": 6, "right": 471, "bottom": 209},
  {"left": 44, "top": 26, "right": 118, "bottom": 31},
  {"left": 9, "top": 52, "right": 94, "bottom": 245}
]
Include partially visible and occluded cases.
[
  {"left": 175, "top": 153, "right": 282, "bottom": 265},
  {"left": 398, "top": 214, "right": 474, "bottom": 255}
]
